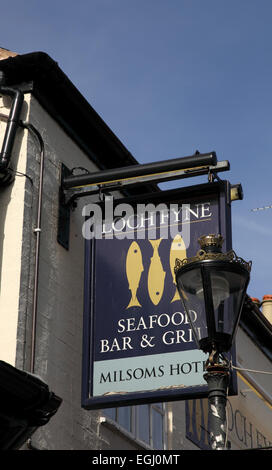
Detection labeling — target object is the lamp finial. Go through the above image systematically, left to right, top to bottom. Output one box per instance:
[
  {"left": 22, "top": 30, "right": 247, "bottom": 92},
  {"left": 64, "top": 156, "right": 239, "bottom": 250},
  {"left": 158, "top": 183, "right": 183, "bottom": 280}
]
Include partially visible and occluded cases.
[{"left": 198, "top": 234, "right": 224, "bottom": 252}]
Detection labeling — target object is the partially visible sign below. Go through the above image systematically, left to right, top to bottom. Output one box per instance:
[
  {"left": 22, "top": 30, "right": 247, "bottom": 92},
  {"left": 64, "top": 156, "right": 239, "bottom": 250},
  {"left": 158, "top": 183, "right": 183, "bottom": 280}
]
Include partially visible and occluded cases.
[
  {"left": 82, "top": 182, "right": 235, "bottom": 409},
  {"left": 186, "top": 373, "right": 272, "bottom": 450}
]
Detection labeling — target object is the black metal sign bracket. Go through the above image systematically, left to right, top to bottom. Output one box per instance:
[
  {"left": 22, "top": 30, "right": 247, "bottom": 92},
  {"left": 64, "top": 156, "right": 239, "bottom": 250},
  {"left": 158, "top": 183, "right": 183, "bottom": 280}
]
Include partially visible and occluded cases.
[{"left": 57, "top": 152, "right": 231, "bottom": 249}]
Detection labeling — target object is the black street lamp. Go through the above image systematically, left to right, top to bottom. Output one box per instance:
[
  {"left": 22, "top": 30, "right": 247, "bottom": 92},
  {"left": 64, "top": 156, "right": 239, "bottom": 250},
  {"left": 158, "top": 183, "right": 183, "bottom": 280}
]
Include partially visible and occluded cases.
[{"left": 175, "top": 234, "right": 251, "bottom": 450}]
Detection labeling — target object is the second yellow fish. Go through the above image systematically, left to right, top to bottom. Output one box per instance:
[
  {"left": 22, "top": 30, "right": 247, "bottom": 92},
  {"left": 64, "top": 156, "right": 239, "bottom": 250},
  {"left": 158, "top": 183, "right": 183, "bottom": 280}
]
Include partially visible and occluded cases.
[{"left": 148, "top": 238, "right": 166, "bottom": 305}]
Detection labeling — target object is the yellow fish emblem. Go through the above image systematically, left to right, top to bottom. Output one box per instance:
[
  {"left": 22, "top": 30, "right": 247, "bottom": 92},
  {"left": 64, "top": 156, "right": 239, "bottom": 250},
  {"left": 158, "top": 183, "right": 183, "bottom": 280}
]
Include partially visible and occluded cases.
[
  {"left": 169, "top": 234, "right": 187, "bottom": 302},
  {"left": 148, "top": 238, "right": 166, "bottom": 305},
  {"left": 126, "top": 241, "right": 144, "bottom": 308}
]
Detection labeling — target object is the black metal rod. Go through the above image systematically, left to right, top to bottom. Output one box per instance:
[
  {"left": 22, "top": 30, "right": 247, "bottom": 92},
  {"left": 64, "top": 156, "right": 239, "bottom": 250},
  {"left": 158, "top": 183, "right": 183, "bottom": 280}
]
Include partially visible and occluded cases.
[
  {"left": 0, "top": 85, "right": 24, "bottom": 170},
  {"left": 62, "top": 151, "right": 217, "bottom": 189}
]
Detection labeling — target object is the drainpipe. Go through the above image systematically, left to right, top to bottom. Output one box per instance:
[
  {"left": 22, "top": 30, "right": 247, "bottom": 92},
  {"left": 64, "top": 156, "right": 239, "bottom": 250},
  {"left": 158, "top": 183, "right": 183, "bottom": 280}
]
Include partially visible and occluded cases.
[
  {"left": 0, "top": 71, "right": 24, "bottom": 184},
  {"left": 20, "top": 122, "right": 45, "bottom": 374}
]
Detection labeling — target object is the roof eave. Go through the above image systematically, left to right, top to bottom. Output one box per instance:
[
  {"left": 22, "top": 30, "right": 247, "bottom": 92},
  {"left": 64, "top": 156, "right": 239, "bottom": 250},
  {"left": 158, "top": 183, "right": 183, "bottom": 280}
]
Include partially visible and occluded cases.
[{"left": 0, "top": 51, "right": 158, "bottom": 195}]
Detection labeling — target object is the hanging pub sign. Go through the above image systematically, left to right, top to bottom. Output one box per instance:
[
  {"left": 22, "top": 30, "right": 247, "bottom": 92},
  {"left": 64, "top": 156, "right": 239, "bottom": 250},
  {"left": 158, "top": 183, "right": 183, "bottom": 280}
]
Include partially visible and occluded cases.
[{"left": 81, "top": 181, "right": 237, "bottom": 409}]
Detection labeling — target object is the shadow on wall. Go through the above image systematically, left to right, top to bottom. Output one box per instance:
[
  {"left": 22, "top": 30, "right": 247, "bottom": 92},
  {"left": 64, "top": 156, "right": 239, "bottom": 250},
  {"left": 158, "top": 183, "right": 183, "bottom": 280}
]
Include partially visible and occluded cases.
[{"left": 0, "top": 95, "right": 29, "bottom": 296}]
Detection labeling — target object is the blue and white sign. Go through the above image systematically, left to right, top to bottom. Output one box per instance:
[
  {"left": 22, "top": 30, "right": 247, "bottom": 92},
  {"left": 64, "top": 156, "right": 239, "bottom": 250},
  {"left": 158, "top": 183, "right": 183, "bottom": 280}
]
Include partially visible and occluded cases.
[{"left": 82, "top": 181, "right": 235, "bottom": 409}]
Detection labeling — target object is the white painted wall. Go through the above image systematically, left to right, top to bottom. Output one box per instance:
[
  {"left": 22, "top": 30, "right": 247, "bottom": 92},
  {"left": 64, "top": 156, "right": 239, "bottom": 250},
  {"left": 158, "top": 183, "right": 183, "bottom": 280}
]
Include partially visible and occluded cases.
[
  {"left": 0, "top": 94, "right": 30, "bottom": 365},
  {"left": 20, "top": 95, "right": 105, "bottom": 449}
]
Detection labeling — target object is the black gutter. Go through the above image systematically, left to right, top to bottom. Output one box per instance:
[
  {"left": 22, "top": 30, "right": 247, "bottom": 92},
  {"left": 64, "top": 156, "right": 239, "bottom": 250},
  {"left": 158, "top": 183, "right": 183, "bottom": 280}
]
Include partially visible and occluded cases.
[
  {"left": 0, "top": 71, "right": 24, "bottom": 183},
  {"left": 0, "top": 360, "right": 62, "bottom": 449}
]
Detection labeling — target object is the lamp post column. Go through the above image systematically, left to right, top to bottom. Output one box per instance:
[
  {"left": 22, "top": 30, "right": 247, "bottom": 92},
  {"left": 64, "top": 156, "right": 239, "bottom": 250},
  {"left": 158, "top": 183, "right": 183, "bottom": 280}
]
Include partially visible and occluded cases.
[{"left": 204, "top": 358, "right": 230, "bottom": 450}]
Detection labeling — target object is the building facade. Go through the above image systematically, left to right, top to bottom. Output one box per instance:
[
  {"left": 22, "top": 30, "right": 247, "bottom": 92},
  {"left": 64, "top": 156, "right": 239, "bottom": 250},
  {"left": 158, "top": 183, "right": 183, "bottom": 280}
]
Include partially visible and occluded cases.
[{"left": 0, "top": 48, "right": 271, "bottom": 450}]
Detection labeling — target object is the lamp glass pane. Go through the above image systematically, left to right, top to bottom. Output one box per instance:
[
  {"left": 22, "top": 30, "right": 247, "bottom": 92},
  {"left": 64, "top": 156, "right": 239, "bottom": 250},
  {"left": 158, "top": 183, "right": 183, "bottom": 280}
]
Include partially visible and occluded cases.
[
  {"left": 177, "top": 262, "right": 249, "bottom": 352},
  {"left": 176, "top": 267, "right": 207, "bottom": 346},
  {"left": 210, "top": 267, "right": 248, "bottom": 338}
]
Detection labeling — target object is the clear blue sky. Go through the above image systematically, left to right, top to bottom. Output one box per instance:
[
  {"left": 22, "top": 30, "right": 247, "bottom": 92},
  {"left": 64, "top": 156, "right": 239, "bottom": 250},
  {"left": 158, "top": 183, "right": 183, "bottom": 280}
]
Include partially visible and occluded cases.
[{"left": 2, "top": 0, "right": 272, "bottom": 300}]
